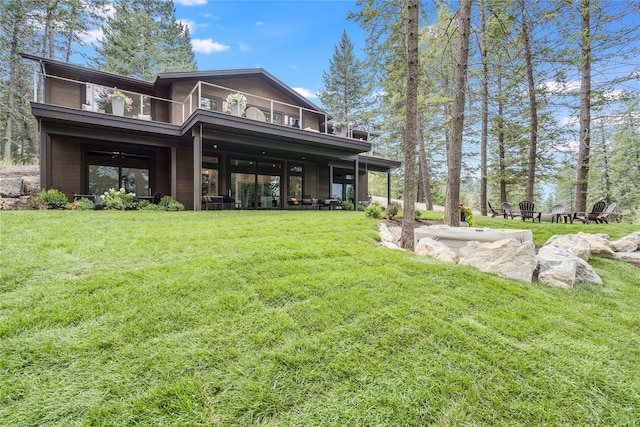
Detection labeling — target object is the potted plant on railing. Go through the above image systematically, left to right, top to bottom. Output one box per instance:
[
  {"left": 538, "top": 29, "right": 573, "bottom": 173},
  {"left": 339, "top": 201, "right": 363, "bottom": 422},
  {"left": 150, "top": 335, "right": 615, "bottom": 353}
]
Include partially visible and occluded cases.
[
  {"left": 105, "top": 88, "right": 133, "bottom": 116},
  {"left": 226, "top": 93, "right": 247, "bottom": 116},
  {"left": 333, "top": 121, "right": 347, "bottom": 137}
]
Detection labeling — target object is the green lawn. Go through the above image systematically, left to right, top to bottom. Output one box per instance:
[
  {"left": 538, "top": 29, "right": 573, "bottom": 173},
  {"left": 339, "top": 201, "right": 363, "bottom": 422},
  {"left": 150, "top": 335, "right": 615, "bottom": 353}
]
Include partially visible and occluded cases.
[{"left": 1, "top": 210, "right": 639, "bottom": 426}]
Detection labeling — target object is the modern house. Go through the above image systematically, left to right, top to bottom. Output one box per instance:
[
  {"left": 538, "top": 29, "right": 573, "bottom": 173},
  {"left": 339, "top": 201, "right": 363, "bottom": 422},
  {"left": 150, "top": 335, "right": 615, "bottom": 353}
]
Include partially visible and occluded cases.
[{"left": 22, "top": 53, "right": 400, "bottom": 210}]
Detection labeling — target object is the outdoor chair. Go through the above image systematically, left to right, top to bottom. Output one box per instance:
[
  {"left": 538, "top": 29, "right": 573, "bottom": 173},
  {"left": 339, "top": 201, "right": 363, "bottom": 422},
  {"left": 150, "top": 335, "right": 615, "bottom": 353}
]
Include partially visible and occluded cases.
[
  {"left": 245, "top": 106, "right": 266, "bottom": 122},
  {"left": 519, "top": 200, "right": 542, "bottom": 222},
  {"left": 488, "top": 201, "right": 504, "bottom": 218},
  {"left": 573, "top": 201, "right": 606, "bottom": 224},
  {"left": 501, "top": 202, "right": 521, "bottom": 219},
  {"left": 597, "top": 202, "right": 617, "bottom": 224},
  {"left": 550, "top": 204, "right": 571, "bottom": 223}
]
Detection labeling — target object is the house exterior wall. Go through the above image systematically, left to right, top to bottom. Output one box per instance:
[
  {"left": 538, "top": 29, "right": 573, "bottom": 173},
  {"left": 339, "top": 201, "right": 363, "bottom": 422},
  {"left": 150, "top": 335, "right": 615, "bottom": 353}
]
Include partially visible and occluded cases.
[
  {"left": 48, "top": 77, "right": 82, "bottom": 109},
  {"left": 49, "top": 136, "right": 83, "bottom": 199},
  {"left": 175, "top": 144, "right": 195, "bottom": 208}
]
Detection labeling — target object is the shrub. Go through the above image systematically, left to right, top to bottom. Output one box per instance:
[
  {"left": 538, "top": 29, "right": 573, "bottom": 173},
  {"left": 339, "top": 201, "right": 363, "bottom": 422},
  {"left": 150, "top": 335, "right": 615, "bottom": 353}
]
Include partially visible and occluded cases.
[
  {"left": 103, "top": 188, "right": 136, "bottom": 210},
  {"left": 34, "top": 189, "right": 68, "bottom": 209},
  {"left": 158, "top": 196, "right": 185, "bottom": 211},
  {"left": 68, "top": 198, "right": 95, "bottom": 210},
  {"left": 341, "top": 200, "right": 354, "bottom": 211},
  {"left": 364, "top": 202, "right": 382, "bottom": 219},
  {"left": 386, "top": 203, "right": 400, "bottom": 220},
  {"left": 357, "top": 204, "right": 366, "bottom": 211},
  {"left": 415, "top": 209, "right": 422, "bottom": 219}
]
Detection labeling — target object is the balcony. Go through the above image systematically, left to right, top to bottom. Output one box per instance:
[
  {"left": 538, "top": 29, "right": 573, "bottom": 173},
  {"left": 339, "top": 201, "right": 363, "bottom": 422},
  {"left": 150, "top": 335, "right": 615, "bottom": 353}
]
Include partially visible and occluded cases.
[{"left": 30, "top": 72, "right": 354, "bottom": 138}]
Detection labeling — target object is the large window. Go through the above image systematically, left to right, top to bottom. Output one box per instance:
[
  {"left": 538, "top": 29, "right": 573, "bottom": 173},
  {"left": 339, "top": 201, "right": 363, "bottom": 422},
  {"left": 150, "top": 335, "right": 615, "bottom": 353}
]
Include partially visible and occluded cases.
[
  {"left": 201, "top": 96, "right": 221, "bottom": 112},
  {"left": 86, "top": 150, "right": 152, "bottom": 196},
  {"left": 89, "top": 165, "right": 149, "bottom": 196}
]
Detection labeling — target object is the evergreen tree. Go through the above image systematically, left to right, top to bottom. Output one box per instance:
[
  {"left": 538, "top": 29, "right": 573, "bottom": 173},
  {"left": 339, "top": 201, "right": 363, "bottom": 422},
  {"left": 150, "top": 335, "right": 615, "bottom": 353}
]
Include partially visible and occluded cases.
[
  {"left": 94, "top": 0, "right": 196, "bottom": 81},
  {"left": 318, "top": 30, "right": 371, "bottom": 134}
]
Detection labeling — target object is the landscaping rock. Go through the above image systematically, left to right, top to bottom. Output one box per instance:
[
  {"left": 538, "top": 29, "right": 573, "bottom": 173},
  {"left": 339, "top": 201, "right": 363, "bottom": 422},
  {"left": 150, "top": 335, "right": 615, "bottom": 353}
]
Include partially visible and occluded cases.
[
  {"left": 22, "top": 176, "right": 40, "bottom": 195},
  {"left": 0, "top": 177, "right": 23, "bottom": 197},
  {"left": 0, "top": 196, "right": 33, "bottom": 210},
  {"left": 379, "top": 223, "right": 402, "bottom": 247},
  {"left": 577, "top": 232, "right": 616, "bottom": 258},
  {"left": 611, "top": 232, "right": 640, "bottom": 252},
  {"left": 544, "top": 234, "right": 591, "bottom": 260},
  {"left": 415, "top": 237, "right": 459, "bottom": 264},
  {"left": 458, "top": 238, "right": 537, "bottom": 282},
  {"left": 379, "top": 241, "right": 403, "bottom": 251},
  {"left": 537, "top": 246, "right": 577, "bottom": 288},
  {"left": 538, "top": 246, "right": 603, "bottom": 288},
  {"left": 615, "top": 252, "right": 640, "bottom": 268}
]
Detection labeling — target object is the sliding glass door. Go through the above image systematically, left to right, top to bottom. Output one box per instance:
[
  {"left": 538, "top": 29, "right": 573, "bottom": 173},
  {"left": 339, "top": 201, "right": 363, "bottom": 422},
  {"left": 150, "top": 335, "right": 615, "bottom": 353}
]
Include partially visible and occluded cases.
[{"left": 231, "top": 173, "right": 281, "bottom": 209}]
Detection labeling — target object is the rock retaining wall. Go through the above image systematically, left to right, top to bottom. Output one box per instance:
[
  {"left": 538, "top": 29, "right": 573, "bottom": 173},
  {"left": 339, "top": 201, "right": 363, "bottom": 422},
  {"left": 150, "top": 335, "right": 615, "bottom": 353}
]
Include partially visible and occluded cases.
[{"left": 0, "top": 166, "right": 40, "bottom": 210}]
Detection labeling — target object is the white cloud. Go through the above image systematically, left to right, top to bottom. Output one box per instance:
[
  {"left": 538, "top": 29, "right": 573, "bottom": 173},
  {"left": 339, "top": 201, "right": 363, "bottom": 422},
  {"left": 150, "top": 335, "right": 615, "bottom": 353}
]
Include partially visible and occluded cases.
[
  {"left": 175, "top": 0, "right": 207, "bottom": 5},
  {"left": 255, "top": 21, "right": 264, "bottom": 26},
  {"left": 80, "top": 28, "right": 104, "bottom": 43},
  {"left": 191, "top": 39, "right": 230, "bottom": 54},
  {"left": 238, "top": 42, "right": 250, "bottom": 51},
  {"left": 541, "top": 81, "right": 581, "bottom": 93},
  {"left": 293, "top": 87, "right": 318, "bottom": 99}
]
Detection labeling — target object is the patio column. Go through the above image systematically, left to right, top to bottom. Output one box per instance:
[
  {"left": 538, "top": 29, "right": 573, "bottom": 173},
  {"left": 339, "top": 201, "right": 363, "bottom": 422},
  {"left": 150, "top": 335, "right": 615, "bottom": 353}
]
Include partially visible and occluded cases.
[
  {"left": 192, "top": 126, "right": 202, "bottom": 211},
  {"left": 171, "top": 146, "right": 177, "bottom": 200},
  {"left": 354, "top": 156, "right": 359, "bottom": 211},
  {"left": 329, "top": 164, "right": 334, "bottom": 198},
  {"left": 387, "top": 172, "right": 391, "bottom": 205}
]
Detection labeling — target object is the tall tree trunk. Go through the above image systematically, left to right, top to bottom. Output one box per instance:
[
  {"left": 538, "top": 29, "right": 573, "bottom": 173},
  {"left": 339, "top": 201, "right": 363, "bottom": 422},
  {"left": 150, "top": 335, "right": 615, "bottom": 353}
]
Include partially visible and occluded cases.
[
  {"left": 400, "top": 0, "right": 419, "bottom": 250},
  {"left": 445, "top": 0, "right": 473, "bottom": 226},
  {"left": 479, "top": 0, "right": 488, "bottom": 215},
  {"left": 521, "top": 0, "right": 538, "bottom": 202},
  {"left": 575, "top": 0, "right": 591, "bottom": 213},
  {"left": 3, "top": 2, "right": 23, "bottom": 164},
  {"left": 498, "top": 74, "right": 507, "bottom": 203},
  {"left": 417, "top": 118, "right": 433, "bottom": 210}
]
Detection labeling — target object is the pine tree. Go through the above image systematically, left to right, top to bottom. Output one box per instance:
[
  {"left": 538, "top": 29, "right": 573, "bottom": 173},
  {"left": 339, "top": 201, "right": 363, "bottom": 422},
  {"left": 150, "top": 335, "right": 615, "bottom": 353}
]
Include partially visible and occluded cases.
[
  {"left": 94, "top": 0, "right": 196, "bottom": 81},
  {"left": 318, "top": 30, "right": 371, "bottom": 134}
]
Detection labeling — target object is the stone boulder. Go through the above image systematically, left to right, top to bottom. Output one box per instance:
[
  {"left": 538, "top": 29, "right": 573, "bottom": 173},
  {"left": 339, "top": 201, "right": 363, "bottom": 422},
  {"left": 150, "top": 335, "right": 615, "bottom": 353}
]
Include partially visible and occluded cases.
[
  {"left": 22, "top": 176, "right": 40, "bottom": 195},
  {"left": 0, "top": 177, "right": 23, "bottom": 197},
  {"left": 0, "top": 196, "right": 33, "bottom": 210},
  {"left": 379, "top": 222, "right": 402, "bottom": 247},
  {"left": 577, "top": 232, "right": 616, "bottom": 258},
  {"left": 611, "top": 232, "right": 640, "bottom": 252},
  {"left": 544, "top": 234, "right": 591, "bottom": 260},
  {"left": 415, "top": 237, "right": 459, "bottom": 264},
  {"left": 458, "top": 238, "right": 537, "bottom": 282},
  {"left": 537, "top": 245, "right": 602, "bottom": 289},
  {"left": 615, "top": 252, "right": 640, "bottom": 268}
]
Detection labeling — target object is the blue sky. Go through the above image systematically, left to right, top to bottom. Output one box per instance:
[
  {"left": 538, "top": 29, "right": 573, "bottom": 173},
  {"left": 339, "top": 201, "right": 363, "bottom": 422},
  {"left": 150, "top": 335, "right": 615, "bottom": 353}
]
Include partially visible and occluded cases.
[{"left": 173, "top": 0, "right": 367, "bottom": 101}]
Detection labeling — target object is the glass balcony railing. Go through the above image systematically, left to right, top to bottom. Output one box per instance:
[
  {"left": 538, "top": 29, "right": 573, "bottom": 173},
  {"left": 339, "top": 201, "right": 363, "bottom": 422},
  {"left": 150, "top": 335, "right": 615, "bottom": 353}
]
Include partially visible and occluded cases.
[{"left": 31, "top": 71, "right": 363, "bottom": 140}]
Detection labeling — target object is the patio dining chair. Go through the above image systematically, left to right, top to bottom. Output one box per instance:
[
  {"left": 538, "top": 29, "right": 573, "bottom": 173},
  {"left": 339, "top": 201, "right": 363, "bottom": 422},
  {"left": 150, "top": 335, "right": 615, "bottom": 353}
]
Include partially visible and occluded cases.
[
  {"left": 519, "top": 200, "right": 542, "bottom": 222},
  {"left": 573, "top": 200, "right": 606, "bottom": 224},
  {"left": 501, "top": 202, "right": 521, "bottom": 219}
]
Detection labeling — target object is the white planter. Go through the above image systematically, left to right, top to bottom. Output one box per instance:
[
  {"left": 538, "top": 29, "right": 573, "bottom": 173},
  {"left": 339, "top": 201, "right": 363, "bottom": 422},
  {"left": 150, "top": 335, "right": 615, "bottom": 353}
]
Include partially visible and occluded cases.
[
  {"left": 112, "top": 97, "right": 125, "bottom": 116},
  {"left": 229, "top": 103, "right": 242, "bottom": 117}
]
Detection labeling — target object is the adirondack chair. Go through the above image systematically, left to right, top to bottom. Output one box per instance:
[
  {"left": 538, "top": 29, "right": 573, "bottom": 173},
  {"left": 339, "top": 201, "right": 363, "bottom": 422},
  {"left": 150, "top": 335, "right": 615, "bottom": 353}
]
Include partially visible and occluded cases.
[
  {"left": 519, "top": 200, "right": 542, "bottom": 222},
  {"left": 488, "top": 201, "right": 504, "bottom": 218},
  {"left": 573, "top": 201, "right": 606, "bottom": 224},
  {"left": 501, "top": 202, "right": 521, "bottom": 219},
  {"left": 597, "top": 202, "right": 617, "bottom": 224},
  {"left": 551, "top": 204, "right": 566, "bottom": 223}
]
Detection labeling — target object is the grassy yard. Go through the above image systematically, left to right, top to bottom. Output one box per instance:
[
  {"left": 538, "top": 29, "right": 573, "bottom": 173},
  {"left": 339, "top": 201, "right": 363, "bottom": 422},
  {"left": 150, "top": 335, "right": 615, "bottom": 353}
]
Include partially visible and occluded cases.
[{"left": 1, "top": 210, "right": 639, "bottom": 426}]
